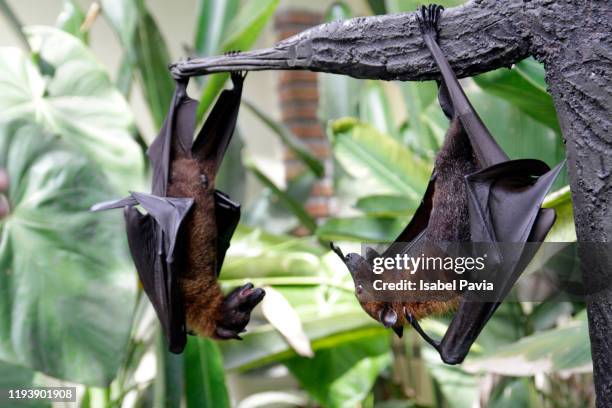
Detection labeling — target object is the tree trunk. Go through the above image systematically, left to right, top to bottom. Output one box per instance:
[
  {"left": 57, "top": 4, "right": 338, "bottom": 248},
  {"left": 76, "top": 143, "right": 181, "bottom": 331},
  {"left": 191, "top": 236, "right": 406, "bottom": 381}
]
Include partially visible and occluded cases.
[{"left": 173, "top": 0, "right": 612, "bottom": 404}]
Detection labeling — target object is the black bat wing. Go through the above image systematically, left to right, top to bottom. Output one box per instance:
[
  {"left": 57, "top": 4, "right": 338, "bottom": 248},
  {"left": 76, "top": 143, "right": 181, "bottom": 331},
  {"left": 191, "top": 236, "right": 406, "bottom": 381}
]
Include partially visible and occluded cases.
[
  {"left": 402, "top": 5, "right": 564, "bottom": 364},
  {"left": 191, "top": 72, "right": 245, "bottom": 173},
  {"left": 147, "top": 79, "right": 198, "bottom": 196},
  {"left": 382, "top": 172, "right": 436, "bottom": 258},
  {"left": 214, "top": 190, "right": 241, "bottom": 275},
  {"left": 125, "top": 192, "right": 194, "bottom": 354}
]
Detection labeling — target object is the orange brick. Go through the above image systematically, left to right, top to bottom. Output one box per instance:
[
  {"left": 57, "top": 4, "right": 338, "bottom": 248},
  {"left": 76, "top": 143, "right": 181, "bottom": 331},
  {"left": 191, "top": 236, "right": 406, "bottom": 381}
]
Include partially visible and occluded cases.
[
  {"left": 275, "top": 11, "right": 322, "bottom": 28},
  {"left": 279, "top": 71, "right": 318, "bottom": 84},
  {"left": 281, "top": 105, "right": 319, "bottom": 121},
  {"left": 288, "top": 124, "right": 324, "bottom": 139},
  {"left": 285, "top": 162, "right": 306, "bottom": 179},
  {"left": 312, "top": 182, "right": 334, "bottom": 197},
  {"left": 305, "top": 201, "right": 330, "bottom": 218}
]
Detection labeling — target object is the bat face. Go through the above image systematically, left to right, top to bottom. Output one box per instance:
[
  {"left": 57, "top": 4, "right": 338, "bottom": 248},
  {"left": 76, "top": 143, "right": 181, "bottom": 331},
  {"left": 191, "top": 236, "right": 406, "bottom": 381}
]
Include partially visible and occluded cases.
[{"left": 340, "top": 251, "right": 404, "bottom": 334}]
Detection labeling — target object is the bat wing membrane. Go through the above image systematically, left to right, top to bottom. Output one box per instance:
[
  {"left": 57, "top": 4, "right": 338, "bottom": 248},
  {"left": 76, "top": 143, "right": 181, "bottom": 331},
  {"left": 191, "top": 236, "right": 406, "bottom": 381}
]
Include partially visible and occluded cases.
[
  {"left": 214, "top": 190, "right": 241, "bottom": 276},
  {"left": 124, "top": 193, "right": 194, "bottom": 354}
]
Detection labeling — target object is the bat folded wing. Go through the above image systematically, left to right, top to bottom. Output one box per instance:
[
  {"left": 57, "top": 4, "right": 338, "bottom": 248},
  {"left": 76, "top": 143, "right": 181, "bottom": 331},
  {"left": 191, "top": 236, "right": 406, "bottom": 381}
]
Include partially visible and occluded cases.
[
  {"left": 431, "top": 159, "right": 565, "bottom": 364},
  {"left": 214, "top": 190, "right": 240, "bottom": 276},
  {"left": 123, "top": 192, "right": 194, "bottom": 354}
]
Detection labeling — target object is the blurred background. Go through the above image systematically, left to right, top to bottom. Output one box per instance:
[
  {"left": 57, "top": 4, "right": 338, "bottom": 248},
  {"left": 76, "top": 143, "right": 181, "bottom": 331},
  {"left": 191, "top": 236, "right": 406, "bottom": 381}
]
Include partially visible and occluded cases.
[{"left": 0, "top": 0, "right": 592, "bottom": 407}]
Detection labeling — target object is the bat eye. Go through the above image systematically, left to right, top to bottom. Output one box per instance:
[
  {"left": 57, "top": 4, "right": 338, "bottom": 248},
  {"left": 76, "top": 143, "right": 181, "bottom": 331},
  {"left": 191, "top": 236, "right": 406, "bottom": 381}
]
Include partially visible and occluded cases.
[
  {"left": 200, "top": 174, "right": 209, "bottom": 188},
  {"left": 356, "top": 284, "right": 364, "bottom": 295}
]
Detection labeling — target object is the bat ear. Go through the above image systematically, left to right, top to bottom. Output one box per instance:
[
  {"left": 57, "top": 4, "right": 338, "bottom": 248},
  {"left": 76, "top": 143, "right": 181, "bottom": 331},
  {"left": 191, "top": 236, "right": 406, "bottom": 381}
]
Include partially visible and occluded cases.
[
  {"left": 330, "top": 242, "right": 345, "bottom": 260},
  {"left": 365, "top": 247, "right": 380, "bottom": 263}
]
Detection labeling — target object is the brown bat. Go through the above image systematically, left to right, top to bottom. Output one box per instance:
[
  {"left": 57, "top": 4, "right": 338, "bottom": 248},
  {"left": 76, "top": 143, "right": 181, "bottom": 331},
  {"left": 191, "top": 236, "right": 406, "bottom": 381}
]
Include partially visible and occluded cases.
[
  {"left": 332, "top": 5, "right": 564, "bottom": 364},
  {"left": 92, "top": 72, "right": 265, "bottom": 354}
]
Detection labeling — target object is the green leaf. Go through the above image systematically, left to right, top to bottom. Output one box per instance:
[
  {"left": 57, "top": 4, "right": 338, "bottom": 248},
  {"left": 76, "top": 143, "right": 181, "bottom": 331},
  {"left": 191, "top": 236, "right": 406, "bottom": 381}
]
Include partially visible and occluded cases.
[
  {"left": 56, "top": 0, "right": 87, "bottom": 43},
  {"left": 100, "top": 0, "right": 138, "bottom": 48},
  {"left": 101, "top": 0, "right": 173, "bottom": 129},
  {"left": 194, "top": 0, "right": 239, "bottom": 57},
  {"left": 196, "top": 0, "right": 280, "bottom": 120},
  {"left": 366, "top": 0, "right": 387, "bottom": 14},
  {"left": 132, "top": 1, "right": 174, "bottom": 129},
  {"left": 319, "top": 3, "right": 362, "bottom": 125},
  {"left": 0, "top": 28, "right": 144, "bottom": 192},
  {"left": 473, "top": 59, "right": 561, "bottom": 133},
  {"left": 400, "top": 80, "right": 441, "bottom": 155},
  {"left": 359, "top": 81, "right": 397, "bottom": 140},
  {"left": 468, "top": 85, "right": 567, "bottom": 188},
  {"left": 243, "top": 100, "right": 324, "bottom": 177},
  {"left": 329, "top": 118, "right": 431, "bottom": 199},
  {"left": 0, "top": 121, "right": 137, "bottom": 386},
  {"left": 245, "top": 158, "right": 317, "bottom": 233},
  {"left": 243, "top": 171, "right": 316, "bottom": 235},
  {"left": 542, "top": 186, "right": 575, "bottom": 242},
  {"left": 355, "top": 195, "right": 416, "bottom": 217},
  {"left": 317, "top": 216, "right": 406, "bottom": 242},
  {"left": 463, "top": 312, "right": 591, "bottom": 376},
  {"left": 154, "top": 333, "right": 184, "bottom": 408},
  {"left": 285, "top": 334, "right": 391, "bottom": 408},
  {"left": 184, "top": 337, "right": 230, "bottom": 408},
  {"left": 0, "top": 360, "right": 48, "bottom": 408},
  {"left": 487, "top": 378, "right": 540, "bottom": 408}
]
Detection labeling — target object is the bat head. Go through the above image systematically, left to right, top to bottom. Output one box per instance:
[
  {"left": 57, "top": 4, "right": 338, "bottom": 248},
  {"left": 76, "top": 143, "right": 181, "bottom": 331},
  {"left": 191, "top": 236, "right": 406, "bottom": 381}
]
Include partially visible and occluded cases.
[
  {"left": 331, "top": 243, "right": 404, "bottom": 337},
  {"left": 215, "top": 283, "right": 266, "bottom": 340}
]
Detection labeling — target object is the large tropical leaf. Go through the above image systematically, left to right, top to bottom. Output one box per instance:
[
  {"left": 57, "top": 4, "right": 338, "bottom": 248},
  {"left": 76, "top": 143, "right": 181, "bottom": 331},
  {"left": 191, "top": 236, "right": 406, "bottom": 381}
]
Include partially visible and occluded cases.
[
  {"left": 0, "top": 28, "right": 144, "bottom": 192},
  {"left": 474, "top": 58, "right": 561, "bottom": 133},
  {"left": 329, "top": 118, "right": 431, "bottom": 200},
  {"left": 0, "top": 121, "right": 137, "bottom": 386},
  {"left": 463, "top": 312, "right": 591, "bottom": 376},
  {"left": 285, "top": 334, "right": 391, "bottom": 408},
  {"left": 184, "top": 337, "right": 230, "bottom": 408},
  {"left": 0, "top": 360, "right": 47, "bottom": 408}
]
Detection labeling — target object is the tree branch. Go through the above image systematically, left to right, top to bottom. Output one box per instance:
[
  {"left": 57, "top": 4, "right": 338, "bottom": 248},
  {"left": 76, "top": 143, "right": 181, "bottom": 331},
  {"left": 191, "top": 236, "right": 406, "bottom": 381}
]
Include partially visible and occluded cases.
[{"left": 170, "top": 0, "right": 530, "bottom": 80}]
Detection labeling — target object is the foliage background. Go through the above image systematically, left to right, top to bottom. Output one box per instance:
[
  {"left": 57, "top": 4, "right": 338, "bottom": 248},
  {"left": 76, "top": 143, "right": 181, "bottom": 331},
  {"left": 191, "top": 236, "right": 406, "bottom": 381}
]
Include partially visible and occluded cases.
[{"left": 0, "top": 0, "right": 592, "bottom": 407}]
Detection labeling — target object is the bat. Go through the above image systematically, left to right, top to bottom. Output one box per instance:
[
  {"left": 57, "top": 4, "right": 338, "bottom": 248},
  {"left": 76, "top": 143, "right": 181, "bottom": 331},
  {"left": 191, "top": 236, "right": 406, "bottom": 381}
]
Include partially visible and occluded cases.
[
  {"left": 331, "top": 5, "right": 564, "bottom": 365},
  {"left": 92, "top": 72, "right": 265, "bottom": 354}
]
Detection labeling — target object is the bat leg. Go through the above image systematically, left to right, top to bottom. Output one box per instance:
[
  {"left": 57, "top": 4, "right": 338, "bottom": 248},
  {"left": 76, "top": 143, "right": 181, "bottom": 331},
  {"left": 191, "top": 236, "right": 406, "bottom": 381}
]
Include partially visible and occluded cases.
[
  {"left": 215, "top": 283, "right": 266, "bottom": 339},
  {"left": 404, "top": 307, "right": 441, "bottom": 351}
]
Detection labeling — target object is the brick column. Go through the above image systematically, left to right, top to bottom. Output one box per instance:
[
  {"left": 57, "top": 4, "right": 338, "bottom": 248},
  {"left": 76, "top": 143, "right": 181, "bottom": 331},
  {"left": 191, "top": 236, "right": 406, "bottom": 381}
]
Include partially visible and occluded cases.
[{"left": 275, "top": 9, "right": 333, "bottom": 232}]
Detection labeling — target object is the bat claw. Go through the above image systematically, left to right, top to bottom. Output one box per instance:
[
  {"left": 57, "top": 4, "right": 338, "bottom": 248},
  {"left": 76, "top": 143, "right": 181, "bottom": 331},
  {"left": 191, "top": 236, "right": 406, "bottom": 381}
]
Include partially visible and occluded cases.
[
  {"left": 416, "top": 4, "right": 444, "bottom": 38},
  {"left": 216, "top": 283, "right": 265, "bottom": 340},
  {"left": 215, "top": 326, "right": 243, "bottom": 340}
]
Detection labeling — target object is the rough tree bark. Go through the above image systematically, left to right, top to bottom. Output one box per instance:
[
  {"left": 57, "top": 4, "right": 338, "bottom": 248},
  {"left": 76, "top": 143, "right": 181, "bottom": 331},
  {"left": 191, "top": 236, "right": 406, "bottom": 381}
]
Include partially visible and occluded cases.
[{"left": 172, "top": 0, "right": 612, "bottom": 404}]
